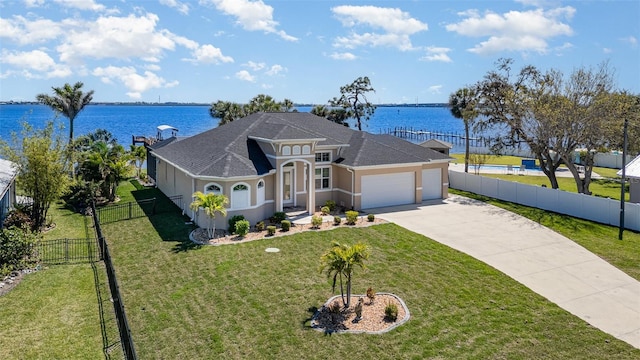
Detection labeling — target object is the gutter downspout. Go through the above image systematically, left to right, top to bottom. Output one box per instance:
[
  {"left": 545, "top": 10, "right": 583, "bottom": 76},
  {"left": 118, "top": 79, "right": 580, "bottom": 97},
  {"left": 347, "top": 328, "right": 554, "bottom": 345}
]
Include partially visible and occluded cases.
[{"left": 191, "top": 178, "right": 195, "bottom": 222}]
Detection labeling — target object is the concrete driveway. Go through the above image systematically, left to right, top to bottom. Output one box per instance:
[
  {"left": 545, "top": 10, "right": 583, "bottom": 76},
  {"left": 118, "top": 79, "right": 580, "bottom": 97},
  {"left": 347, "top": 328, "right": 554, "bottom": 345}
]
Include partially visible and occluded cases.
[{"left": 371, "top": 195, "right": 640, "bottom": 349}]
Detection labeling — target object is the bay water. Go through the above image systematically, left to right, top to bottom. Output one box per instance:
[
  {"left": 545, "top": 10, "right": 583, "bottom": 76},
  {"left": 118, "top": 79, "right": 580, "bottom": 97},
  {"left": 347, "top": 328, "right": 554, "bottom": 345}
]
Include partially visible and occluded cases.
[{"left": 0, "top": 104, "right": 465, "bottom": 152}]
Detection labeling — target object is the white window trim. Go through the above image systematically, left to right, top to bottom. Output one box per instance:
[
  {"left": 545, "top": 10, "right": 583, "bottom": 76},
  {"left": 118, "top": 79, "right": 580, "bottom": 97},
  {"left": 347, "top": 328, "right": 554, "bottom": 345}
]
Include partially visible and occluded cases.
[
  {"left": 315, "top": 151, "right": 331, "bottom": 163},
  {"left": 315, "top": 166, "right": 331, "bottom": 190},
  {"left": 257, "top": 179, "right": 266, "bottom": 205},
  {"left": 204, "top": 182, "right": 223, "bottom": 195},
  {"left": 231, "top": 182, "right": 251, "bottom": 209}
]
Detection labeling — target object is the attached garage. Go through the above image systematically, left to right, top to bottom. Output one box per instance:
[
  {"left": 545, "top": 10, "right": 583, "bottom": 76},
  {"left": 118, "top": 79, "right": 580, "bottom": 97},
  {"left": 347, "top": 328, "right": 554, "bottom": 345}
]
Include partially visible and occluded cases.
[
  {"left": 422, "top": 168, "right": 442, "bottom": 200},
  {"left": 361, "top": 172, "right": 415, "bottom": 209}
]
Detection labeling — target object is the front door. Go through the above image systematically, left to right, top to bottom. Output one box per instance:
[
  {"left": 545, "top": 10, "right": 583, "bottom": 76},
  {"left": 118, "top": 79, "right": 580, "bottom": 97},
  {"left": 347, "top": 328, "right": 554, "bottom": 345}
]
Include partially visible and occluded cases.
[{"left": 283, "top": 168, "right": 294, "bottom": 206}]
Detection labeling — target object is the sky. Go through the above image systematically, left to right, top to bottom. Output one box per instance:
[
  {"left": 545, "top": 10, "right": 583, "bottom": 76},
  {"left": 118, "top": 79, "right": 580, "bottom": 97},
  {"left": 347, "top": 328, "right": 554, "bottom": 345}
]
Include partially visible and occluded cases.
[{"left": 0, "top": 0, "right": 638, "bottom": 104}]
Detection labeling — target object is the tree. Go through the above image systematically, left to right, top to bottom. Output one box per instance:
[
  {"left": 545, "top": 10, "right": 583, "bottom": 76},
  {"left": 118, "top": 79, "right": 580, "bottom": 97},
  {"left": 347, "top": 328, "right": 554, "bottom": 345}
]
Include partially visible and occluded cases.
[
  {"left": 475, "top": 59, "right": 565, "bottom": 189},
  {"left": 329, "top": 76, "right": 376, "bottom": 131},
  {"left": 36, "top": 82, "right": 94, "bottom": 146},
  {"left": 449, "top": 87, "right": 478, "bottom": 173},
  {"left": 209, "top": 94, "right": 296, "bottom": 126},
  {"left": 310, "top": 105, "right": 349, "bottom": 127},
  {"left": 0, "top": 122, "right": 69, "bottom": 231},
  {"left": 77, "top": 141, "right": 131, "bottom": 202},
  {"left": 129, "top": 145, "right": 147, "bottom": 179},
  {"left": 189, "top": 192, "right": 229, "bottom": 239},
  {"left": 319, "top": 241, "right": 369, "bottom": 308}
]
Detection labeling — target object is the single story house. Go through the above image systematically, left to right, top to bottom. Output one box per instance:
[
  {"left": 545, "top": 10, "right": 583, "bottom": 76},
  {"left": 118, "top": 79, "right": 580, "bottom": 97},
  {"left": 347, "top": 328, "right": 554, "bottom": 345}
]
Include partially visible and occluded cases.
[
  {"left": 149, "top": 112, "right": 452, "bottom": 229},
  {"left": 618, "top": 154, "right": 640, "bottom": 203},
  {"left": 0, "top": 158, "right": 18, "bottom": 228}
]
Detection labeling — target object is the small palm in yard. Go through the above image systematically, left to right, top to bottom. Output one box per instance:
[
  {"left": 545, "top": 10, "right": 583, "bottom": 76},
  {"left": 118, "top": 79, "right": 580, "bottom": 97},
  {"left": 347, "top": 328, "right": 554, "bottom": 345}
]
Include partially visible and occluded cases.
[
  {"left": 189, "top": 191, "right": 228, "bottom": 239},
  {"left": 320, "top": 241, "right": 369, "bottom": 308}
]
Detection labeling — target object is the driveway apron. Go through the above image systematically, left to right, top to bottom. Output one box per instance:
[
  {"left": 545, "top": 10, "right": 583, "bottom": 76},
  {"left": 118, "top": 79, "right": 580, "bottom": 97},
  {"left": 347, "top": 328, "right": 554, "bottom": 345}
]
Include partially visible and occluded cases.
[{"left": 373, "top": 195, "right": 640, "bottom": 349}]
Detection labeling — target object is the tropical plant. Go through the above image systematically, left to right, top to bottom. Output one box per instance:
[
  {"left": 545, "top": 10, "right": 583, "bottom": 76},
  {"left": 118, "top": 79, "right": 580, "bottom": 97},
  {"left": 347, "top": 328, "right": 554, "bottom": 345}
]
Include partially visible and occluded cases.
[
  {"left": 329, "top": 76, "right": 376, "bottom": 130},
  {"left": 449, "top": 86, "right": 478, "bottom": 173},
  {"left": 210, "top": 94, "right": 295, "bottom": 126},
  {"left": 310, "top": 105, "right": 350, "bottom": 127},
  {"left": 0, "top": 121, "right": 69, "bottom": 231},
  {"left": 77, "top": 141, "right": 131, "bottom": 202},
  {"left": 129, "top": 144, "right": 147, "bottom": 179},
  {"left": 189, "top": 192, "right": 229, "bottom": 239},
  {"left": 320, "top": 206, "right": 330, "bottom": 215},
  {"left": 345, "top": 210, "right": 359, "bottom": 225},
  {"left": 367, "top": 214, "right": 375, "bottom": 222},
  {"left": 228, "top": 215, "right": 246, "bottom": 233},
  {"left": 333, "top": 216, "right": 342, "bottom": 226},
  {"left": 234, "top": 220, "right": 250, "bottom": 237},
  {"left": 281, "top": 220, "right": 291, "bottom": 232},
  {"left": 267, "top": 225, "right": 276, "bottom": 236},
  {"left": 0, "top": 227, "right": 39, "bottom": 277},
  {"left": 319, "top": 241, "right": 370, "bottom": 308},
  {"left": 366, "top": 287, "right": 376, "bottom": 304},
  {"left": 384, "top": 302, "right": 399, "bottom": 322}
]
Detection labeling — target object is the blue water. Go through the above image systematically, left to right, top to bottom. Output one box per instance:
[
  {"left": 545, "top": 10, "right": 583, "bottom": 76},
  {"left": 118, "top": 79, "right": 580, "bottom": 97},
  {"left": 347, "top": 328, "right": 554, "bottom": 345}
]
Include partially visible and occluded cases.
[{"left": 0, "top": 104, "right": 465, "bottom": 152}]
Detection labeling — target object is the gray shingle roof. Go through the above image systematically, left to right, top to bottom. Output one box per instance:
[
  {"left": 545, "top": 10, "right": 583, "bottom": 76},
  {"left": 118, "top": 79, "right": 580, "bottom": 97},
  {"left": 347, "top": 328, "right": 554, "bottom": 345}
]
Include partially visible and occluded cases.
[
  {"left": 152, "top": 112, "right": 451, "bottom": 178},
  {"left": 0, "top": 158, "right": 17, "bottom": 199}
]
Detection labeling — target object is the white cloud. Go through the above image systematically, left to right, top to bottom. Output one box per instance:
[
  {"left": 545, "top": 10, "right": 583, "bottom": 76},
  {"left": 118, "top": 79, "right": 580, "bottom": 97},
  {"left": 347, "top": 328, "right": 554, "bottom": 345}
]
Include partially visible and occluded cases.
[
  {"left": 23, "top": 0, "right": 45, "bottom": 7},
  {"left": 53, "top": 0, "right": 106, "bottom": 12},
  {"left": 160, "top": 0, "right": 190, "bottom": 15},
  {"left": 205, "top": 0, "right": 298, "bottom": 41},
  {"left": 331, "top": 5, "right": 427, "bottom": 51},
  {"left": 446, "top": 7, "right": 574, "bottom": 55},
  {"left": 57, "top": 13, "right": 176, "bottom": 63},
  {"left": 0, "top": 16, "right": 64, "bottom": 45},
  {"left": 621, "top": 36, "right": 638, "bottom": 48},
  {"left": 185, "top": 44, "right": 234, "bottom": 64},
  {"left": 420, "top": 46, "right": 452, "bottom": 62},
  {"left": 603, "top": 48, "right": 613, "bottom": 54},
  {"left": 0, "top": 49, "right": 72, "bottom": 78},
  {"left": 329, "top": 52, "right": 357, "bottom": 60},
  {"left": 244, "top": 61, "right": 266, "bottom": 71},
  {"left": 265, "top": 64, "right": 285, "bottom": 76},
  {"left": 92, "top": 66, "right": 178, "bottom": 98},
  {"left": 235, "top": 70, "right": 255, "bottom": 82},
  {"left": 428, "top": 85, "right": 443, "bottom": 94}
]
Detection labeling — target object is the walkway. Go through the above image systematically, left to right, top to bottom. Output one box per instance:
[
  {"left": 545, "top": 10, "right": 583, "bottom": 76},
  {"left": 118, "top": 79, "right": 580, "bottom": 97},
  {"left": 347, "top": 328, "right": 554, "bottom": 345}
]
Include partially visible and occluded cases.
[{"left": 372, "top": 195, "right": 640, "bottom": 349}]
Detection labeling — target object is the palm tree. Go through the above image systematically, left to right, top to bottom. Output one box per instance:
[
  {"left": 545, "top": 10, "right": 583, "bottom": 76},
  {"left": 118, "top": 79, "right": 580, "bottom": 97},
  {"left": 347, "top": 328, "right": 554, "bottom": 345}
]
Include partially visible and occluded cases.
[
  {"left": 36, "top": 82, "right": 94, "bottom": 146},
  {"left": 449, "top": 87, "right": 478, "bottom": 173},
  {"left": 78, "top": 141, "right": 131, "bottom": 201},
  {"left": 129, "top": 145, "right": 147, "bottom": 179},
  {"left": 189, "top": 192, "right": 229, "bottom": 239},
  {"left": 319, "top": 241, "right": 370, "bottom": 308}
]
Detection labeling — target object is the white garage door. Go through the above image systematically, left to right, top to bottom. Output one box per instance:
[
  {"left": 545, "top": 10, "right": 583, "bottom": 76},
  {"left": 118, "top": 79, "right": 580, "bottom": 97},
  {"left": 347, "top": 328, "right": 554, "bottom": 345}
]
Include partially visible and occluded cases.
[
  {"left": 422, "top": 168, "right": 442, "bottom": 200},
  {"left": 361, "top": 172, "right": 415, "bottom": 209}
]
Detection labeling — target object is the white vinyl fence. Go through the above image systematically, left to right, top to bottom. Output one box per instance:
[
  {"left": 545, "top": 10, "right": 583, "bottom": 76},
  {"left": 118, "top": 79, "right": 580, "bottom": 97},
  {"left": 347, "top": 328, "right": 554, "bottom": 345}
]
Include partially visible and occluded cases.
[{"left": 449, "top": 171, "right": 640, "bottom": 232}]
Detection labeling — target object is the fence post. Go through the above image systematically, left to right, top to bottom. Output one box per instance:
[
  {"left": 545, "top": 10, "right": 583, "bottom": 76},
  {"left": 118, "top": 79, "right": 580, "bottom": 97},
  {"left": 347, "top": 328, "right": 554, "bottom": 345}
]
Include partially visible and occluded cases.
[
  {"left": 128, "top": 202, "right": 132, "bottom": 220},
  {"left": 64, "top": 238, "right": 69, "bottom": 263}
]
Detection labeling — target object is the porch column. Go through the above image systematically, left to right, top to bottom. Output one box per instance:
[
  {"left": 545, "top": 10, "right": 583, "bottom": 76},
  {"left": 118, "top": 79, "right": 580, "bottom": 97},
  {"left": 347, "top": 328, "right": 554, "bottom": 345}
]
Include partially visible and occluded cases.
[
  {"left": 276, "top": 164, "right": 283, "bottom": 212},
  {"left": 307, "top": 164, "right": 314, "bottom": 215}
]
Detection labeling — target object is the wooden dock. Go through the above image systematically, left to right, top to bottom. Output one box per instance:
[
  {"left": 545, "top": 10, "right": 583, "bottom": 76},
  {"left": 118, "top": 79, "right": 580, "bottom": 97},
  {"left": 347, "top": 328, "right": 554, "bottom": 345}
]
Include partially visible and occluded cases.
[{"left": 382, "top": 126, "right": 487, "bottom": 147}]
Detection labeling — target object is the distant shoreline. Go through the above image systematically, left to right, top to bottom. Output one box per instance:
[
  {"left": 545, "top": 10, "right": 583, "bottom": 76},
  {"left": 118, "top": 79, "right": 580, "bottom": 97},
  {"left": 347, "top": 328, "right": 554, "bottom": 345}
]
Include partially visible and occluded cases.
[{"left": 0, "top": 102, "right": 448, "bottom": 108}]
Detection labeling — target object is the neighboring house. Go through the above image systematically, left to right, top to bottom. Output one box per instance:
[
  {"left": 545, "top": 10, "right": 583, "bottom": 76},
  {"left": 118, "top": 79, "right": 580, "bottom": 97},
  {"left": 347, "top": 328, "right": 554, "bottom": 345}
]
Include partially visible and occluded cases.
[
  {"left": 150, "top": 112, "right": 452, "bottom": 229},
  {"left": 420, "top": 139, "right": 453, "bottom": 155},
  {"left": 618, "top": 154, "right": 640, "bottom": 203},
  {"left": 0, "top": 158, "right": 18, "bottom": 228}
]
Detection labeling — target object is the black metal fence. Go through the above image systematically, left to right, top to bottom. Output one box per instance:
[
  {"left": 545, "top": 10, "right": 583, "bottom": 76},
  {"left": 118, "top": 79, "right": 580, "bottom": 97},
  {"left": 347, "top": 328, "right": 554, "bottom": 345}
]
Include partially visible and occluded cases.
[
  {"left": 97, "top": 195, "right": 183, "bottom": 224},
  {"left": 92, "top": 201, "right": 137, "bottom": 360},
  {"left": 36, "top": 238, "right": 97, "bottom": 265}
]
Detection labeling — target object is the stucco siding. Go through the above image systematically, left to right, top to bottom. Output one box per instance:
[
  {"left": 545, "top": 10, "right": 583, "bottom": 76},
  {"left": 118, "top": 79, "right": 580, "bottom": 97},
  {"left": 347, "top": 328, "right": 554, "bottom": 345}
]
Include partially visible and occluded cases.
[{"left": 631, "top": 179, "right": 640, "bottom": 204}]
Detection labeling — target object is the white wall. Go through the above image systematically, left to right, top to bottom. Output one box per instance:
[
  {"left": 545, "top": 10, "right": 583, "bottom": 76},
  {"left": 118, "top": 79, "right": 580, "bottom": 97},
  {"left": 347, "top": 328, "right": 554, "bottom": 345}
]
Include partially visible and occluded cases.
[{"left": 449, "top": 171, "right": 640, "bottom": 232}]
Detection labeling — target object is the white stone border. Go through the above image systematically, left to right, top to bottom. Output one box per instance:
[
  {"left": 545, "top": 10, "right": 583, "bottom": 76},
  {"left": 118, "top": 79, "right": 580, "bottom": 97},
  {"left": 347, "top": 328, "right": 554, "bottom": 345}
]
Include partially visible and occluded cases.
[{"left": 310, "top": 292, "right": 410, "bottom": 334}]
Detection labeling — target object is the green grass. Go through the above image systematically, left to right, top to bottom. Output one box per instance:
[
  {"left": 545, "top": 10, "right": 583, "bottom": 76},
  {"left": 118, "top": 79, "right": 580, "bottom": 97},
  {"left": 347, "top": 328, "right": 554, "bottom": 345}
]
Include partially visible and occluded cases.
[
  {"left": 450, "top": 188, "right": 640, "bottom": 281},
  {"left": 101, "top": 194, "right": 639, "bottom": 358},
  {"left": 0, "top": 196, "right": 121, "bottom": 359},
  {"left": 0, "top": 264, "right": 104, "bottom": 359}
]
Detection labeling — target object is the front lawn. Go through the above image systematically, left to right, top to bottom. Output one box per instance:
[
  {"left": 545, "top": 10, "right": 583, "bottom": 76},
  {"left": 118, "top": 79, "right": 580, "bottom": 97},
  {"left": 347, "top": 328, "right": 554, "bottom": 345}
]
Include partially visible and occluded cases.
[{"left": 102, "top": 195, "right": 639, "bottom": 358}]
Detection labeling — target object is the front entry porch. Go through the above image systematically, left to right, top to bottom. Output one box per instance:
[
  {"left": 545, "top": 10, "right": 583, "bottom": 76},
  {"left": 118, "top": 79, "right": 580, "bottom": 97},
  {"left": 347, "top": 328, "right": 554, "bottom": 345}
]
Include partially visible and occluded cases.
[{"left": 277, "top": 160, "right": 315, "bottom": 216}]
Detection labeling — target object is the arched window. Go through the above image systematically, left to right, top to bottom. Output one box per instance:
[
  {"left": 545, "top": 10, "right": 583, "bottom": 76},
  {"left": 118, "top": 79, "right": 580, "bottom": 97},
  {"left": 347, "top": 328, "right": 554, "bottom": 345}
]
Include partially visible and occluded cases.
[
  {"left": 282, "top": 145, "right": 291, "bottom": 156},
  {"left": 292, "top": 145, "right": 301, "bottom": 155},
  {"left": 302, "top": 145, "right": 311, "bottom": 154},
  {"left": 257, "top": 180, "right": 265, "bottom": 204},
  {"left": 204, "top": 183, "right": 222, "bottom": 195},
  {"left": 232, "top": 183, "right": 250, "bottom": 209}
]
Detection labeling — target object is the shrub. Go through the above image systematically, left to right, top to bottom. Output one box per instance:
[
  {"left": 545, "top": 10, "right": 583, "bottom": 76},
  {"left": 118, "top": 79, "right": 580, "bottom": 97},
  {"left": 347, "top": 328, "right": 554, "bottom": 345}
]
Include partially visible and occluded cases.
[
  {"left": 61, "top": 179, "right": 95, "bottom": 213},
  {"left": 324, "top": 200, "right": 337, "bottom": 212},
  {"left": 320, "top": 206, "right": 330, "bottom": 215},
  {"left": 2, "top": 209, "right": 34, "bottom": 231},
  {"left": 345, "top": 210, "right": 359, "bottom": 225},
  {"left": 271, "top": 211, "right": 286, "bottom": 224},
  {"left": 367, "top": 214, "right": 375, "bottom": 222},
  {"left": 228, "top": 215, "right": 246, "bottom": 233},
  {"left": 311, "top": 215, "right": 323, "bottom": 228},
  {"left": 333, "top": 216, "right": 342, "bottom": 226},
  {"left": 234, "top": 220, "right": 250, "bottom": 237},
  {"left": 281, "top": 220, "right": 291, "bottom": 232},
  {"left": 255, "top": 221, "right": 265, "bottom": 232},
  {"left": 267, "top": 226, "right": 276, "bottom": 236},
  {"left": 0, "top": 227, "right": 39, "bottom": 277},
  {"left": 366, "top": 287, "right": 376, "bottom": 304},
  {"left": 384, "top": 302, "right": 398, "bottom": 322}
]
